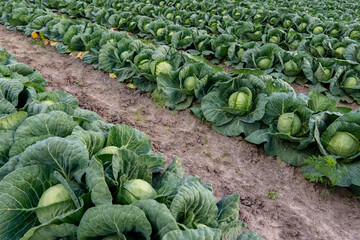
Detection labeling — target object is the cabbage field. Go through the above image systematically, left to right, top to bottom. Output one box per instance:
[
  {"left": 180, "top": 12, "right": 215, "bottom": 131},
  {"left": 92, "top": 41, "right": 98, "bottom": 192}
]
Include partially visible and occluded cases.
[{"left": 0, "top": 0, "right": 360, "bottom": 239}]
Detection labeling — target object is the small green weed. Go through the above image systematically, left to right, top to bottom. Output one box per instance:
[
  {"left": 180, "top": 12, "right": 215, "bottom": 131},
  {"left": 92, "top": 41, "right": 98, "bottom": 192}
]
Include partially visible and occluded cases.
[{"left": 266, "top": 190, "right": 281, "bottom": 200}]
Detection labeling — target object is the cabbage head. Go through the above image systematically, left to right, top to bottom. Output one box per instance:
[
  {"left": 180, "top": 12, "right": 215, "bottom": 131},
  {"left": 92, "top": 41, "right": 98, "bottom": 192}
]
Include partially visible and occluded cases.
[
  {"left": 283, "top": 20, "right": 292, "bottom": 28},
  {"left": 299, "top": 22, "right": 307, "bottom": 31},
  {"left": 313, "top": 26, "right": 324, "bottom": 35},
  {"left": 156, "top": 28, "right": 166, "bottom": 37},
  {"left": 330, "top": 28, "right": 339, "bottom": 36},
  {"left": 350, "top": 30, "right": 360, "bottom": 40},
  {"left": 269, "top": 36, "right": 279, "bottom": 43},
  {"left": 289, "top": 40, "right": 300, "bottom": 50},
  {"left": 315, "top": 45, "right": 325, "bottom": 56},
  {"left": 335, "top": 47, "right": 346, "bottom": 57},
  {"left": 257, "top": 58, "right": 272, "bottom": 70},
  {"left": 138, "top": 59, "right": 151, "bottom": 73},
  {"left": 284, "top": 60, "right": 300, "bottom": 76},
  {"left": 155, "top": 61, "right": 173, "bottom": 75},
  {"left": 314, "top": 65, "right": 332, "bottom": 82},
  {"left": 183, "top": 76, "right": 198, "bottom": 92},
  {"left": 343, "top": 76, "right": 358, "bottom": 87},
  {"left": 228, "top": 87, "right": 253, "bottom": 114},
  {"left": 277, "top": 112, "right": 302, "bottom": 135},
  {"left": 326, "top": 132, "right": 360, "bottom": 158},
  {"left": 116, "top": 179, "right": 157, "bottom": 204},
  {"left": 36, "top": 184, "right": 76, "bottom": 224}
]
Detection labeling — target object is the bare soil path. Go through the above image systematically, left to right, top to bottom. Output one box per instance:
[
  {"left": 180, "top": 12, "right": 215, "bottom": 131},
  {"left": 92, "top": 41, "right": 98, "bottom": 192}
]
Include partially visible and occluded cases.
[{"left": 0, "top": 25, "right": 359, "bottom": 240}]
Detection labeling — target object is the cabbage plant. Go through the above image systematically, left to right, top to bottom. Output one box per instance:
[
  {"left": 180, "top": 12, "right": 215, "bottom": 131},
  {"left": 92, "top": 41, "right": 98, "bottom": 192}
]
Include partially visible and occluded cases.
[
  {"left": 345, "top": 23, "right": 360, "bottom": 41},
  {"left": 263, "top": 28, "right": 285, "bottom": 45},
  {"left": 211, "top": 34, "right": 236, "bottom": 59},
  {"left": 298, "top": 34, "right": 329, "bottom": 58},
  {"left": 326, "top": 38, "right": 358, "bottom": 59},
  {"left": 228, "top": 42, "right": 260, "bottom": 64},
  {"left": 242, "top": 43, "right": 283, "bottom": 73},
  {"left": 343, "top": 44, "right": 360, "bottom": 65},
  {"left": 281, "top": 51, "right": 312, "bottom": 80},
  {"left": 157, "top": 62, "right": 214, "bottom": 110},
  {"left": 201, "top": 75, "right": 268, "bottom": 137},
  {"left": 246, "top": 92, "right": 315, "bottom": 166},
  {"left": 301, "top": 111, "right": 360, "bottom": 190}
]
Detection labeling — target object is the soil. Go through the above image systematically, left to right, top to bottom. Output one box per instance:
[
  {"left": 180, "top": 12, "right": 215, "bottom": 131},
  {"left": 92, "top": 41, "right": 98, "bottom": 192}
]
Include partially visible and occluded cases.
[{"left": 1, "top": 25, "right": 359, "bottom": 240}]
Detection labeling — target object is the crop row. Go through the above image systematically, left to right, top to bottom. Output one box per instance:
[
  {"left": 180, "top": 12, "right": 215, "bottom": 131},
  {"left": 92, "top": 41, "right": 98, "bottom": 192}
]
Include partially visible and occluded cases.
[
  {"left": 1, "top": 0, "right": 359, "bottom": 195},
  {"left": 25, "top": 0, "right": 360, "bottom": 103},
  {"left": 0, "top": 45, "right": 266, "bottom": 239}
]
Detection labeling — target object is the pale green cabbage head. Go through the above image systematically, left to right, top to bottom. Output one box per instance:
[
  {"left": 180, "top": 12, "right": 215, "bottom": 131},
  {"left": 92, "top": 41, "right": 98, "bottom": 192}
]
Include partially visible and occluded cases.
[
  {"left": 284, "top": 20, "right": 292, "bottom": 28},
  {"left": 299, "top": 22, "right": 307, "bottom": 31},
  {"left": 313, "top": 26, "right": 324, "bottom": 34},
  {"left": 156, "top": 28, "right": 166, "bottom": 37},
  {"left": 330, "top": 28, "right": 339, "bottom": 36},
  {"left": 350, "top": 30, "right": 360, "bottom": 40},
  {"left": 269, "top": 36, "right": 279, "bottom": 43},
  {"left": 315, "top": 45, "right": 325, "bottom": 56},
  {"left": 335, "top": 47, "right": 346, "bottom": 56},
  {"left": 257, "top": 58, "right": 272, "bottom": 70},
  {"left": 138, "top": 59, "right": 150, "bottom": 72},
  {"left": 155, "top": 61, "right": 173, "bottom": 75},
  {"left": 183, "top": 76, "right": 198, "bottom": 91},
  {"left": 343, "top": 76, "right": 358, "bottom": 87},
  {"left": 228, "top": 90, "right": 252, "bottom": 113},
  {"left": 277, "top": 112, "right": 301, "bottom": 135},
  {"left": 327, "top": 131, "right": 360, "bottom": 158},
  {"left": 116, "top": 179, "right": 157, "bottom": 204},
  {"left": 36, "top": 184, "right": 76, "bottom": 224}
]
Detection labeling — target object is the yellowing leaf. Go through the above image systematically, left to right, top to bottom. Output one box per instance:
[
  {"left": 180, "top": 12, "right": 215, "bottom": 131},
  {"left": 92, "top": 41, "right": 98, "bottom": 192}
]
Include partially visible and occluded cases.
[
  {"left": 31, "top": 32, "right": 40, "bottom": 39},
  {"left": 39, "top": 32, "right": 47, "bottom": 41},
  {"left": 43, "top": 39, "right": 50, "bottom": 45},
  {"left": 49, "top": 41, "right": 60, "bottom": 46},
  {"left": 76, "top": 51, "right": 90, "bottom": 60},
  {"left": 109, "top": 73, "right": 117, "bottom": 79},
  {"left": 127, "top": 83, "right": 137, "bottom": 89}
]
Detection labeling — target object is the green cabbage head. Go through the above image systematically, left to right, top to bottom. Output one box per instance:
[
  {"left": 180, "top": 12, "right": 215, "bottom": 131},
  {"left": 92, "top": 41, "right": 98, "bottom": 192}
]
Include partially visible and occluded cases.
[
  {"left": 166, "top": 13, "right": 173, "bottom": 20},
  {"left": 283, "top": 20, "right": 292, "bottom": 28},
  {"left": 299, "top": 22, "right": 307, "bottom": 31},
  {"left": 313, "top": 26, "right": 324, "bottom": 34},
  {"left": 156, "top": 28, "right": 166, "bottom": 37},
  {"left": 330, "top": 28, "right": 339, "bottom": 36},
  {"left": 350, "top": 30, "right": 360, "bottom": 40},
  {"left": 269, "top": 36, "right": 279, "bottom": 43},
  {"left": 289, "top": 40, "right": 300, "bottom": 50},
  {"left": 315, "top": 46, "right": 325, "bottom": 56},
  {"left": 335, "top": 47, "right": 346, "bottom": 57},
  {"left": 237, "top": 48, "right": 245, "bottom": 60},
  {"left": 357, "top": 50, "right": 360, "bottom": 62},
  {"left": 120, "top": 51, "right": 130, "bottom": 60},
  {"left": 257, "top": 58, "right": 272, "bottom": 70},
  {"left": 138, "top": 59, "right": 150, "bottom": 73},
  {"left": 284, "top": 60, "right": 300, "bottom": 76},
  {"left": 155, "top": 61, "right": 173, "bottom": 75},
  {"left": 314, "top": 66, "right": 332, "bottom": 82},
  {"left": 183, "top": 76, "right": 198, "bottom": 92},
  {"left": 343, "top": 76, "right": 358, "bottom": 87},
  {"left": 228, "top": 88, "right": 252, "bottom": 114},
  {"left": 277, "top": 112, "right": 301, "bottom": 135},
  {"left": 326, "top": 131, "right": 360, "bottom": 158},
  {"left": 116, "top": 179, "right": 157, "bottom": 204},
  {"left": 36, "top": 184, "right": 76, "bottom": 224}
]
